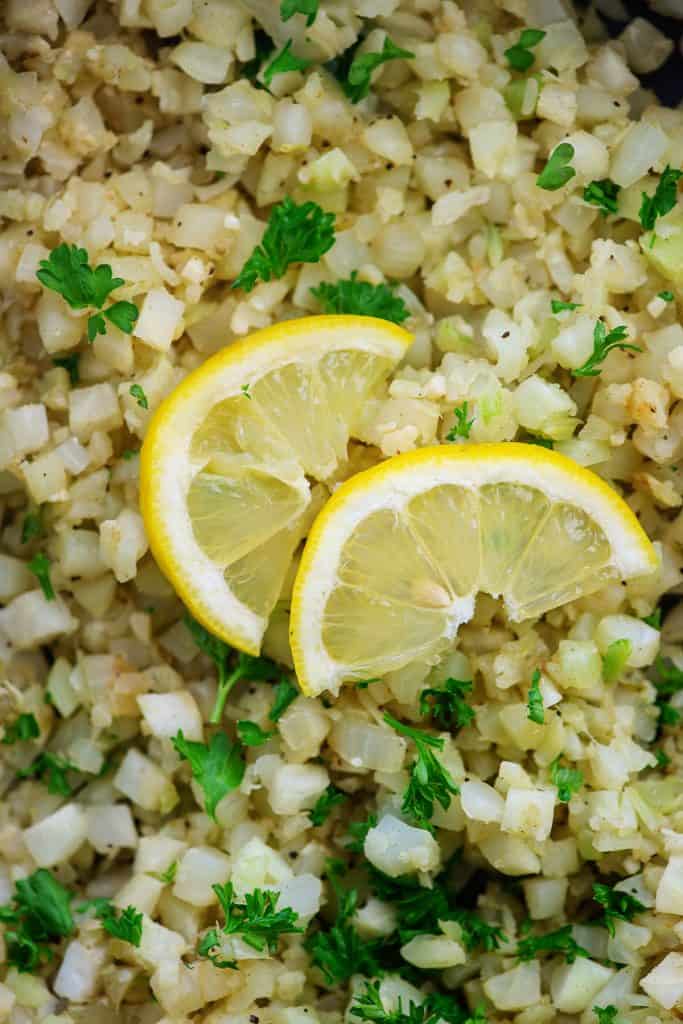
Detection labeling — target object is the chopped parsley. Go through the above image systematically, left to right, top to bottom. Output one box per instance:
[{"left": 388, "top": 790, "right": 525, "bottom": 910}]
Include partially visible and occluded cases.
[
  {"left": 280, "top": 0, "right": 318, "bottom": 26},
  {"left": 504, "top": 28, "right": 545, "bottom": 72},
  {"left": 333, "top": 37, "right": 415, "bottom": 104},
  {"left": 263, "top": 40, "right": 312, "bottom": 88},
  {"left": 537, "top": 143, "right": 575, "bottom": 191},
  {"left": 639, "top": 165, "right": 682, "bottom": 234},
  {"left": 583, "top": 179, "right": 621, "bottom": 217},
  {"left": 232, "top": 197, "right": 336, "bottom": 292},
  {"left": 37, "top": 244, "right": 138, "bottom": 342},
  {"left": 311, "top": 272, "right": 409, "bottom": 324},
  {"left": 658, "top": 291, "right": 674, "bottom": 302},
  {"left": 551, "top": 300, "right": 581, "bottom": 314},
  {"left": 572, "top": 321, "right": 640, "bottom": 377},
  {"left": 52, "top": 353, "right": 80, "bottom": 386},
  {"left": 241, "top": 383, "right": 251, "bottom": 399},
  {"left": 129, "top": 384, "right": 148, "bottom": 409},
  {"left": 446, "top": 402, "right": 475, "bottom": 441},
  {"left": 122, "top": 448, "right": 139, "bottom": 461},
  {"left": 21, "top": 508, "right": 44, "bottom": 544},
  {"left": 27, "top": 551, "right": 55, "bottom": 601},
  {"left": 642, "top": 608, "right": 661, "bottom": 629},
  {"left": 602, "top": 638, "right": 632, "bottom": 682},
  {"left": 654, "top": 656, "right": 683, "bottom": 697},
  {"left": 527, "top": 668, "right": 544, "bottom": 725},
  {"left": 269, "top": 677, "right": 299, "bottom": 722},
  {"left": 419, "top": 678, "right": 475, "bottom": 731},
  {"left": 659, "top": 702, "right": 681, "bottom": 726},
  {"left": 2, "top": 713, "right": 39, "bottom": 745},
  {"left": 383, "top": 714, "right": 459, "bottom": 830},
  {"left": 236, "top": 720, "right": 275, "bottom": 747},
  {"left": 172, "top": 730, "right": 245, "bottom": 821},
  {"left": 655, "top": 748, "right": 671, "bottom": 769},
  {"left": 17, "top": 752, "right": 79, "bottom": 796},
  {"left": 550, "top": 755, "right": 583, "bottom": 802},
  {"left": 309, "top": 785, "right": 348, "bottom": 826},
  {"left": 346, "top": 813, "right": 377, "bottom": 853},
  {"left": 150, "top": 862, "right": 177, "bottom": 885},
  {"left": 305, "top": 866, "right": 381, "bottom": 983},
  {"left": 0, "top": 869, "right": 74, "bottom": 972},
  {"left": 199, "top": 883, "right": 300, "bottom": 966},
  {"left": 592, "top": 883, "right": 646, "bottom": 936},
  {"left": 92, "top": 902, "right": 143, "bottom": 946},
  {"left": 449, "top": 908, "right": 507, "bottom": 953},
  {"left": 517, "top": 924, "right": 589, "bottom": 963},
  {"left": 350, "top": 980, "right": 486, "bottom": 1024},
  {"left": 594, "top": 1008, "right": 618, "bottom": 1024}
]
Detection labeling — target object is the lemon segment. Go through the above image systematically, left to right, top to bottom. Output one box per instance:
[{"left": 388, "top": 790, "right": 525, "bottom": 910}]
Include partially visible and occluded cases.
[
  {"left": 140, "top": 316, "right": 412, "bottom": 654},
  {"left": 290, "top": 443, "right": 657, "bottom": 696}
]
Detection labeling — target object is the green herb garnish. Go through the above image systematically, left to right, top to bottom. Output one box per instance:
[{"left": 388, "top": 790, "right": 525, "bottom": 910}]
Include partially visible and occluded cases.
[
  {"left": 280, "top": 0, "right": 318, "bottom": 26},
  {"left": 504, "top": 28, "right": 545, "bottom": 72},
  {"left": 341, "top": 37, "right": 415, "bottom": 104},
  {"left": 263, "top": 40, "right": 312, "bottom": 87},
  {"left": 537, "top": 143, "right": 575, "bottom": 191},
  {"left": 639, "top": 165, "right": 682, "bottom": 234},
  {"left": 583, "top": 179, "right": 621, "bottom": 217},
  {"left": 233, "top": 197, "right": 336, "bottom": 292},
  {"left": 37, "top": 244, "right": 138, "bottom": 342},
  {"left": 311, "top": 272, "right": 409, "bottom": 324},
  {"left": 658, "top": 291, "right": 674, "bottom": 302},
  {"left": 551, "top": 300, "right": 581, "bottom": 314},
  {"left": 572, "top": 321, "right": 640, "bottom": 377},
  {"left": 52, "top": 353, "right": 80, "bottom": 386},
  {"left": 129, "top": 384, "right": 148, "bottom": 409},
  {"left": 446, "top": 402, "right": 475, "bottom": 441},
  {"left": 21, "top": 508, "right": 44, "bottom": 544},
  {"left": 27, "top": 552, "right": 55, "bottom": 601},
  {"left": 642, "top": 608, "right": 661, "bottom": 629},
  {"left": 602, "top": 638, "right": 632, "bottom": 682},
  {"left": 527, "top": 668, "right": 544, "bottom": 724},
  {"left": 269, "top": 678, "right": 299, "bottom": 722},
  {"left": 419, "top": 678, "right": 475, "bottom": 730},
  {"left": 2, "top": 713, "right": 39, "bottom": 745},
  {"left": 383, "top": 714, "right": 459, "bottom": 830},
  {"left": 236, "top": 721, "right": 275, "bottom": 747},
  {"left": 172, "top": 730, "right": 245, "bottom": 821},
  {"left": 655, "top": 748, "right": 671, "bottom": 768},
  {"left": 17, "top": 752, "right": 79, "bottom": 796},
  {"left": 550, "top": 755, "right": 583, "bottom": 802},
  {"left": 309, "top": 785, "right": 348, "bottom": 826},
  {"left": 346, "top": 813, "right": 378, "bottom": 853},
  {"left": 305, "top": 867, "right": 381, "bottom": 983},
  {"left": 0, "top": 870, "right": 74, "bottom": 972},
  {"left": 199, "top": 882, "right": 300, "bottom": 965},
  {"left": 592, "top": 883, "right": 646, "bottom": 936},
  {"left": 93, "top": 902, "right": 143, "bottom": 946},
  {"left": 517, "top": 924, "right": 589, "bottom": 963},
  {"left": 594, "top": 1008, "right": 618, "bottom": 1024}
]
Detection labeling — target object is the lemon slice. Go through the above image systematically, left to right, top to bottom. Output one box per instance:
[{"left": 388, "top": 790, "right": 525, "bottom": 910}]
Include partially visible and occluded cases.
[
  {"left": 140, "top": 316, "right": 412, "bottom": 653},
  {"left": 290, "top": 443, "right": 657, "bottom": 696}
]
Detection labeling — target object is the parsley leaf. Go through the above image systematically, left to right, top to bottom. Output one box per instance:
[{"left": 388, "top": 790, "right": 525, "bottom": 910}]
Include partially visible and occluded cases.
[
  {"left": 280, "top": 0, "right": 318, "bottom": 26},
  {"left": 504, "top": 28, "right": 545, "bottom": 72},
  {"left": 342, "top": 37, "right": 415, "bottom": 104},
  {"left": 263, "top": 40, "right": 312, "bottom": 87},
  {"left": 537, "top": 143, "right": 575, "bottom": 191},
  {"left": 639, "top": 165, "right": 683, "bottom": 233},
  {"left": 583, "top": 179, "right": 621, "bottom": 217},
  {"left": 233, "top": 197, "right": 336, "bottom": 292},
  {"left": 37, "top": 244, "right": 138, "bottom": 342},
  {"left": 311, "top": 272, "right": 409, "bottom": 324},
  {"left": 658, "top": 291, "right": 674, "bottom": 302},
  {"left": 551, "top": 300, "right": 581, "bottom": 314},
  {"left": 572, "top": 320, "right": 640, "bottom": 377},
  {"left": 52, "top": 353, "right": 80, "bottom": 386},
  {"left": 129, "top": 384, "right": 148, "bottom": 409},
  {"left": 446, "top": 402, "right": 475, "bottom": 442},
  {"left": 21, "top": 508, "right": 44, "bottom": 544},
  {"left": 27, "top": 552, "right": 55, "bottom": 601},
  {"left": 642, "top": 608, "right": 661, "bottom": 629},
  {"left": 602, "top": 638, "right": 632, "bottom": 682},
  {"left": 654, "top": 656, "right": 683, "bottom": 697},
  {"left": 527, "top": 668, "right": 544, "bottom": 725},
  {"left": 269, "top": 677, "right": 299, "bottom": 722},
  {"left": 419, "top": 678, "right": 475, "bottom": 731},
  {"left": 660, "top": 702, "right": 681, "bottom": 726},
  {"left": 2, "top": 713, "right": 39, "bottom": 745},
  {"left": 384, "top": 714, "right": 459, "bottom": 830},
  {"left": 236, "top": 720, "right": 275, "bottom": 747},
  {"left": 172, "top": 730, "right": 245, "bottom": 821},
  {"left": 655, "top": 747, "right": 671, "bottom": 768},
  {"left": 17, "top": 752, "right": 79, "bottom": 796},
  {"left": 550, "top": 755, "right": 583, "bottom": 802},
  {"left": 309, "top": 784, "right": 348, "bottom": 826},
  {"left": 346, "top": 813, "right": 377, "bottom": 853},
  {"left": 150, "top": 862, "right": 177, "bottom": 885},
  {"left": 305, "top": 868, "right": 381, "bottom": 983},
  {"left": 0, "top": 869, "right": 74, "bottom": 972},
  {"left": 209, "top": 882, "right": 301, "bottom": 955},
  {"left": 592, "top": 883, "right": 645, "bottom": 937},
  {"left": 94, "top": 902, "right": 143, "bottom": 946},
  {"left": 449, "top": 908, "right": 507, "bottom": 953},
  {"left": 517, "top": 924, "right": 589, "bottom": 963},
  {"left": 351, "top": 980, "right": 486, "bottom": 1024},
  {"left": 594, "top": 1008, "right": 618, "bottom": 1024}
]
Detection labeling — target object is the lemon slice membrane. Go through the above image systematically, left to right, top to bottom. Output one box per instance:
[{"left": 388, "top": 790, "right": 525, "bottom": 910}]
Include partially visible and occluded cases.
[
  {"left": 140, "top": 316, "right": 412, "bottom": 653},
  {"left": 290, "top": 444, "right": 657, "bottom": 696}
]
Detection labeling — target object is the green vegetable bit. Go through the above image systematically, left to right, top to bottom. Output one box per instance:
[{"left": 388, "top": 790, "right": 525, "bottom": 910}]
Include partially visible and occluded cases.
[
  {"left": 280, "top": 0, "right": 318, "bottom": 26},
  {"left": 504, "top": 28, "right": 545, "bottom": 72},
  {"left": 338, "top": 37, "right": 415, "bottom": 104},
  {"left": 263, "top": 39, "right": 312, "bottom": 88},
  {"left": 537, "top": 143, "right": 575, "bottom": 191},
  {"left": 639, "top": 165, "right": 683, "bottom": 234},
  {"left": 583, "top": 179, "right": 621, "bottom": 217},
  {"left": 233, "top": 197, "right": 336, "bottom": 292},
  {"left": 37, "top": 244, "right": 138, "bottom": 342},
  {"left": 311, "top": 272, "right": 409, "bottom": 324},
  {"left": 658, "top": 291, "right": 674, "bottom": 302},
  {"left": 551, "top": 300, "right": 581, "bottom": 314},
  {"left": 572, "top": 321, "right": 640, "bottom": 378},
  {"left": 52, "top": 353, "right": 80, "bottom": 385},
  {"left": 129, "top": 383, "right": 148, "bottom": 409},
  {"left": 446, "top": 402, "right": 475, "bottom": 441},
  {"left": 21, "top": 508, "right": 44, "bottom": 544},
  {"left": 27, "top": 551, "right": 55, "bottom": 601},
  {"left": 642, "top": 608, "right": 661, "bottom": 629},
  {"left": 602, "top": 638, "right": 632, "bottom": 682},
  {"left": 526, "top": 668, "right": 544, "bottom": 724},
  {"left": 269, "top": 677, "right": 299, "bottom": 722},
  {"left": 419, "top": 677, "right": 475, "bottom": 730},
  {"left": 2, "top": 713, "right": 40, "bottom": 745},
  {"left": 383, "top": 714, "right": 459, "bottom": 830},
  {"left": 236, "top": 720, "right": 275, "bottom": 747},
  {"left": 172, "top": 730, "right": 245, "bottom": 821},
  {"left": 655, "top": 748, "right": 671, "bottom": 769},
  {"left": 18, "top": 752, "right": 79, "bottom": 796},
  {"left": 549, "top": 755, "right": 583, "bottom": 802},
  {"left": 309, "top": 784, "right": 348, "bottom": 826},
  {"left": 345, "top": 813, "right": 377, "bottom": 853},
  {"left": 150, "top": 862, "right": 178, "bottom": 885},
  {"left": 305, "top": 865, "right": 381, "bottom": 983},
  {"left": 0, "top": 869, "right": 74, "bottom": 972},
  {"left": 199, "top": 882, "right": 300, "bottom": 965},
  {"left": 592, "top": 883, "right": 646, "bottom": 936},
  {"left": 92, "top": 902, "right": 143, "bottom": 946},
  {"left": 517, "top": 924, "right": 589, "bottom": 963},
  {"left": 351, "top": 980, "right": 487, "bottom": 1024},
  {"left": 594, "top": 1008, "right": 618, "bottom": 1024}
]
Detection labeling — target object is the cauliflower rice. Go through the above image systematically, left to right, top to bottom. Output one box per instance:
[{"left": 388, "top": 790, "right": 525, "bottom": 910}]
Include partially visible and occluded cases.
[{"left": 1, "top": 1, "right": 683, "bottom": 1023}]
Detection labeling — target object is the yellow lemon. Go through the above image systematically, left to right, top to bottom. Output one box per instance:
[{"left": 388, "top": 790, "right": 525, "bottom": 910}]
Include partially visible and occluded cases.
[
  {"left": 140, "top": 315, "right": 412, "bottom": 653},
  {"left": 290, "top": 443, "right": 657, "bottom": 696}
]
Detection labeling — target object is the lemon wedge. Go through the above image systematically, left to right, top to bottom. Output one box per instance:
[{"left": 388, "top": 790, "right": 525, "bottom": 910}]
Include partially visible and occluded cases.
[
  {"left": 140, "top": 316, "right": 412, "bottom": 653},
  {"left": 290, "top": 443, "right": 657, "bottom": 696}
]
